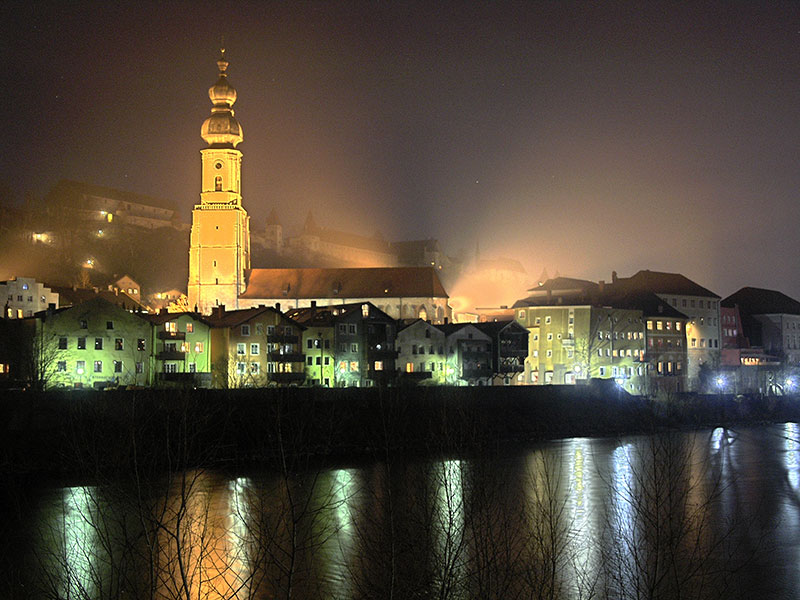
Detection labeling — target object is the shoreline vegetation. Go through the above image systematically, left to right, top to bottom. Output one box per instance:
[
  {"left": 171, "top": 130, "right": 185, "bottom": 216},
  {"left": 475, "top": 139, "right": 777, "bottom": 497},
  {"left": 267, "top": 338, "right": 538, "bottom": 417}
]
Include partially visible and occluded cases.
[{"left": 1, "top": 385, "right": 796, "bottom": 477}]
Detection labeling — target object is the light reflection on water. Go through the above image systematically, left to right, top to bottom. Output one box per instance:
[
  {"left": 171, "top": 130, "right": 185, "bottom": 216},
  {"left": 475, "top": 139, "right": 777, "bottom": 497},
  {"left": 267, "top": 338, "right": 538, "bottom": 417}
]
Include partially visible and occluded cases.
[{"left": 17, "top": 425, "right": 800, "bottom": 599}]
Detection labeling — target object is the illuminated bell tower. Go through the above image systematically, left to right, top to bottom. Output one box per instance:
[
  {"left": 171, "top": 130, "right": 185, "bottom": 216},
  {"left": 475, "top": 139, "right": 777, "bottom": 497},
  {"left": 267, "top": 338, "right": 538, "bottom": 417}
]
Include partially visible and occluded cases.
[{"left": 188, "top": 48, "right": 250, "bottom": 314}]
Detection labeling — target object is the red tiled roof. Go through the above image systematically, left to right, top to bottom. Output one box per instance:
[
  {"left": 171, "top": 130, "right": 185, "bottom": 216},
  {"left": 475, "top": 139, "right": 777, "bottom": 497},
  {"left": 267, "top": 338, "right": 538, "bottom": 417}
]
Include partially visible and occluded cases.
[{"left": 241, "top": 267, "right": 449, "bottom": 300}]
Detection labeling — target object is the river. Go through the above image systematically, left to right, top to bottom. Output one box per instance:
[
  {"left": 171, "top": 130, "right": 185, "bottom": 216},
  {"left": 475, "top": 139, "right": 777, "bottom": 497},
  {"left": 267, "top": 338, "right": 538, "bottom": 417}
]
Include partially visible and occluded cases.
[{"left": 3, "top": 424, "right": 799, "bottom": 599}]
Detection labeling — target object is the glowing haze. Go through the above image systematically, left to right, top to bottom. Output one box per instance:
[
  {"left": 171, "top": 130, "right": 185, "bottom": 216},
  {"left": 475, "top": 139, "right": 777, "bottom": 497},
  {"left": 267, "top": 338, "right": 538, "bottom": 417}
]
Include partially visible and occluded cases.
[{"left": 2, "top": 2, "right": 799, "bottom": 299}]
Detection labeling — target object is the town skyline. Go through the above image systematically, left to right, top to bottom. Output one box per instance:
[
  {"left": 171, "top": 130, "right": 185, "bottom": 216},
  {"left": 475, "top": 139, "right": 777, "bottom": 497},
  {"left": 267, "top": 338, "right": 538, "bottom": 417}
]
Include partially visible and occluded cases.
[{"left": 2, "top": 1, "right": 799, "bottom": 301}]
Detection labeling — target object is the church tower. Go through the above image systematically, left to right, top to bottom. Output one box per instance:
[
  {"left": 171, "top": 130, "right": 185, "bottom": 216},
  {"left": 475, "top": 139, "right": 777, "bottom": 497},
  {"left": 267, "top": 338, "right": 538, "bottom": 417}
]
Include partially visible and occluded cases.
[{"left": 188, "top": 49, "right": 250, "bottom": 314}]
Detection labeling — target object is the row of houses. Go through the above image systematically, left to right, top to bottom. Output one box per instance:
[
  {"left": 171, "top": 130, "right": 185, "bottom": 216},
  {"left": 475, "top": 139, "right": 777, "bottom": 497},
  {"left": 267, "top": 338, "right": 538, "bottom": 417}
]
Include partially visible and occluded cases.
[
  {"left": 504, "top": 270, "right": 800, "bottom": 395},
  {"left": 0, "top": 296, "right": 528, "bottom": 390}
]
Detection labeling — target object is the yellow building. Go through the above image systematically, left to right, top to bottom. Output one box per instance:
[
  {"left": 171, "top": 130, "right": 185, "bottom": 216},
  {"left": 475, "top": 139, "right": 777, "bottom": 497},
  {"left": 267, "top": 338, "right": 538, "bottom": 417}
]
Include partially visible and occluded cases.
[{"left": 188, "top": 49, "right": 250, "bottom": 314}]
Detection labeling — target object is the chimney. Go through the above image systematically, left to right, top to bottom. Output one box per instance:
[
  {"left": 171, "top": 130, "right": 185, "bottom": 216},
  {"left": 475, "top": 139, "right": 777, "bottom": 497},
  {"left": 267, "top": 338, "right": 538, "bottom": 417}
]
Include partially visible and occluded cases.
[
  {"left": 611, "top": 270, "right": 618, "bottom": 283},
  {"left": 598, "top": 280, "right": 605, "bottom": 293},
  {"left": 311, "top": 300, "right": 316, "bottom": 308},
  {"left": 274, "top": 302, "right": 281, "bottom": 312},
  {"left": 160, "top": 307, "right": 168, "bottom": 315},
  {"left": 444, "top": 317, "right": 449, "bottom": 324}
]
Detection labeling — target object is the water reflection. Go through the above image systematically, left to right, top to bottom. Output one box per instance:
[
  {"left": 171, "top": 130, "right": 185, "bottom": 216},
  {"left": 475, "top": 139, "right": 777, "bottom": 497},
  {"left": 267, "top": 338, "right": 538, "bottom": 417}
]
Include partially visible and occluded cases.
[{"left": 19, "top": 426, "right": 800, "bottom": 599}]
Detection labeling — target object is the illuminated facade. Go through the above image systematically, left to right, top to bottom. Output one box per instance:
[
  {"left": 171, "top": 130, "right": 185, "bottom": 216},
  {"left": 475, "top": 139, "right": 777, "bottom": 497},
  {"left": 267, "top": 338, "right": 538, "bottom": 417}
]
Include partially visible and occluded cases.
[
  {"left": 188, "top": 49, "right": 250, "bottom": 314},
  {"left": 1, "top": 277, "right": 58, "bottom": 319},
  {"left": 515, "top": 304, "right": 646, "bottom": 393},
  {"left": 146, "top": 312, "right": 213, "bottom": 387},
  {"left": 396, "top": 319, "right": 448, "bottom": 384}
]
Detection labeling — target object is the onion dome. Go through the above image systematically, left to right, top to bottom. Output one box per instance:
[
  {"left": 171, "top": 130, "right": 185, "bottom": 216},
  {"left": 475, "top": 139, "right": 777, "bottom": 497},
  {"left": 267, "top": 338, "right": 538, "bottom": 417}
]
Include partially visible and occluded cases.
[{"left": 201, "top": 48, "right": 243, "bottom": 147}]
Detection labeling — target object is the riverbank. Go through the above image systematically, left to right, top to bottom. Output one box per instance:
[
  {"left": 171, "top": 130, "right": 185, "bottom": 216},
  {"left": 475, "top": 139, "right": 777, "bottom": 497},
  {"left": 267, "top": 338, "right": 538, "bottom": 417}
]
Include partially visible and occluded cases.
[{"left": 1, "top": 385, "right": 796, "bottom": 476}]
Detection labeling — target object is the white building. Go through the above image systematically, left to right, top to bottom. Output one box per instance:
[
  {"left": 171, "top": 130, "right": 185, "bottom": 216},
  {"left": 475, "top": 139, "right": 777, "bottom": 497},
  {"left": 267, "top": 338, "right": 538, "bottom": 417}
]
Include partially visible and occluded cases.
[{"left": 1, "top": 277, "right": 59, "bottom": 318}]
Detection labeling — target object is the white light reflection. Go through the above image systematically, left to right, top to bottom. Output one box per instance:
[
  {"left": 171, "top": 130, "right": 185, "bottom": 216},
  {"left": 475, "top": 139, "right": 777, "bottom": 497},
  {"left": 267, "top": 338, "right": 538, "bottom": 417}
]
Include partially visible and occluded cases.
[
  {"left": 785, "top": 423, "right": 800, "bottom": 490},
  {"left": 711, "top": 427, "right": 726, "bottom": 453},
  {"left": 564, "top": 438, "right": 601, "bottom": 599},
  {"left": 609, "top": 443, "right": 637, "bottom": 591},
  {"left": 433, "top": 459, "right": 467, "bottom": 596},
  {"left": 315, "top": 467, "right": 360, "bottom": 597},
  {"left": 228, "top": 477, "right": 254, "bottom": 596},
  {"left": 58, "top": 486, "right": 99, "bottom": 599}
]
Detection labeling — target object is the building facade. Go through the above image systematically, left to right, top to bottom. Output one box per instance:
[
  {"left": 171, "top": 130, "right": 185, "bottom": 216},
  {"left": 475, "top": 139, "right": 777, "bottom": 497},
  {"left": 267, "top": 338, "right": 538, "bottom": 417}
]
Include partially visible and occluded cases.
[{"left": 1, "top": 277, "right": 58, "bottom": 318}]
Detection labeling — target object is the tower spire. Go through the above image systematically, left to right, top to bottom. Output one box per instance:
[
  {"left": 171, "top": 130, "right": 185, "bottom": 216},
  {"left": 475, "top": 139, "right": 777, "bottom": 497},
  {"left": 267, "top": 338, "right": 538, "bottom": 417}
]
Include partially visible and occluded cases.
[{"left": 201, "top": 46, "right": 242, "bottom": 147}]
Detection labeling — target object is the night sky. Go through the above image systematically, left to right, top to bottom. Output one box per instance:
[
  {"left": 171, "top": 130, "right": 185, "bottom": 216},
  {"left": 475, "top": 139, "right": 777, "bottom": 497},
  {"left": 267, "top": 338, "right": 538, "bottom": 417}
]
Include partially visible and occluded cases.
[{"left": 2, "top": 1, "right": 799, "bottom": 299}]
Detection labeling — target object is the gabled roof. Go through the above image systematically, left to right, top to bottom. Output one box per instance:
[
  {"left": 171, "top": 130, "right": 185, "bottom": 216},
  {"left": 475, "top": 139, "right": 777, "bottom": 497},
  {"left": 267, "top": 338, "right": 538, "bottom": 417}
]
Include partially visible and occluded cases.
[
  {"left": 241, "top": 267, "right": 449, "bottom": 300},
  {"left": 611, "top": 270, "right": 719, "bottom": 298},
  {"left": 525, "top": 277, "right": 598, "bottom": 294},
  {"left": 49, "top": 286, "right": 148, "bottom": 311},
  {"left": 722, "top": 287, "right": 800, "bottom": 316},
  {"left": 600, "top": 290, "right": 688, "bottom": 319},
  {"left": 285, "top": 301, "right": 393, "bottom": 326},
  {"left": 205, "top": 305, "right": 305, "bottom": 330},
  {"left": 472, "top": 319, "right": 528, "bottom": 337}
]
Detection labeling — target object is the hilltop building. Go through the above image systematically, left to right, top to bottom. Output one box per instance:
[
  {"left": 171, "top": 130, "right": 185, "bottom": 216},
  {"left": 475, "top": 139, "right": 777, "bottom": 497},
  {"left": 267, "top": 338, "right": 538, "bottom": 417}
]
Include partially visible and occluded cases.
[{"left": 1, "top": 277, "right": 58, "bottom": 318}]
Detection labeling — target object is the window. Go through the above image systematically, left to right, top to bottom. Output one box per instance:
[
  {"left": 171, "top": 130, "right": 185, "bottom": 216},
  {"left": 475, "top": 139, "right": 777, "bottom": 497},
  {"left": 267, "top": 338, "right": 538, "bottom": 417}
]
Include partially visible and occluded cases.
[
  {"left": 215, "top": 175, "right": 222, "bottom": 191},
  {"left": 21, "top": 283, "right": 28, "bottom": 290},
  {"left": 362, "top": 304, "right": 369, "bottom": 318},
  {"left": 518, "top": 310, "right": 525, "bottom": 319},
  {"left": 545, "top": 316, "right": 551, "bottom": 324},
  {"left": 535, "top": 317, "right": 541, "bottom": 325},
  {"left": 80, "top": 319, "right": 88, "bottom": 329},
  {"left": 647, "top": 320, "right": 653, "bottom": 330},
  {"left": 106, "top": 321, "right": 114, "bottom": 330},
  {"left": 656, "top": 321, "right": 663, "bottom": 330},
  {"left": 676, "top": 322, "right": 682, "bottom": 331},
  {"left": 241, "top": 324, "right": 250, "bottom": 336},
  {"left": 338, "top": 324, "right": 347, "bottom": 333},
  {"left": 349, "top": 324, "right": 356, "bottom": 334},
  {"left": 267, "top": 325, "right": 275, "bottom": 335},
  {"left": 284, "top": 326, "right": 293, "bottom": 335},
  {"left": 547, "top": 333, "right": 553, "bottom": 341},
  {"left": 533, "top": 334, "right": 539, "bottom": 341},
  {"left": 58, "top": 337, "right": 67, "bottom": 349},
  {"left": 77, "top": 337, "right": 86, "bottom": 350},
  {"left": 95, "top": 338, "right": 103, "bottom": 350},
  {"left": 115, "top": 338, "right": 123, "bottom": 351},
  {"left": 691, "top": 338, "right": 697, "bottom": 347},
  {"left": 137, "top": 339, "right": 146, "bottom": 351},
  {"left": 307, "top": 339, "right": 313, "bottom": 349},
  {"left": 194, "top": 342, "right": 204, "bottom": 353},
  {"left": 340, "top": 342, "right": 347, "bottom": 352},
  {"left": 237, "top": 343, "right": 246, "bottom": 355},
  {"left": 250, "top": 343, "right": 260, "bottom": 355},
  {"left": 351, "top": 343, "right": 358, "bottom": 352},
  {"left": 546, "top": 349, "right": 552, "bottom": 357},
  {"left": 307, "top": 356, "right": 314, "bottom": 365},
  {"left": 315, "top": 356, "right": 321, "bottom": 365},
  {"left": 324, "top": 356, "right": 331, "bottom": 366},
  {"left": 76, "top": 360, "right": 85, "bottom": 374},
  {"left": 94, "top": 360, "right": 102, "bottom": 373},
  {"left": 114, "top": 360, "right": 123, "bottom": 373},
  {"left": 57, "top": 361, "right": 66, "bottom": 372},
  {"left": 135, "top": 361, "right": 143, "bottom": 374},
  {"left": 350, "top": 361, "right": 359, "bottom": 372},
  {"left": 374, "top": 361, "right": 384, "bottom": 371},
  {"left": 236, "top": 362, "right": 246, "bottom": 375},
  {"left": 406, "top": 362, "right": 414, "bottom": 373},
  {"left": 188, "top": 363, "right": 196, "bottom": 373},
  {"left": 250, "top": 363, "right": 260, "bottom": 374},
  {"left": 599, "top": 366, "right": 606, "bottom": 377}
]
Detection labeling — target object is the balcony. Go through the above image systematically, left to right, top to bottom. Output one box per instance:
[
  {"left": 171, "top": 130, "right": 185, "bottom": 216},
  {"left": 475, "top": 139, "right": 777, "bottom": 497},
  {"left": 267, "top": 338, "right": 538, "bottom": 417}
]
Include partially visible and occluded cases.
[
  {"left": 157, "top": 330, "right": 185, "bottom": 340},
  {"left": 157, "top": 350, "right": 186, "bottom": 361},
  {"left": 268, "top": 351, "right": 305, "bottom": 363},
  {"left": 270, "top": 372, "right": 306, "bottom": 385}
]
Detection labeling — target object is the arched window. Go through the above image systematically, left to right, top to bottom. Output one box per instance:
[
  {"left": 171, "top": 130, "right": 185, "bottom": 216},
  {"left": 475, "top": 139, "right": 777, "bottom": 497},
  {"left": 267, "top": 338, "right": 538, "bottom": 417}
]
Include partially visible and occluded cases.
[
  {"left": 215, "top": 176, "right": 222, "bottom": 192},
  {"left": 418, "top": 305, "right": 427, "bottom": 321}
]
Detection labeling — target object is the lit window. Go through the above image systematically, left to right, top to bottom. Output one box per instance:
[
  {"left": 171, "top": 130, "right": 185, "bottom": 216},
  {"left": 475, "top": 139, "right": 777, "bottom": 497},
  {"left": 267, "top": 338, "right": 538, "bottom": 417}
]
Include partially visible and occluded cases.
[
  {"left": 647, "top": 320, "right": 653, "bottom": 330},
  {"left": 656, "top": 321, "right": 663, "bottom": 330},
  {"left": 166, "top": 322, "right": 177, "bottom": 333},
  {"left": 186, "top": 323, "right": 193, "bottom": 333},
  {"left": 691, "top": 338, "right": 697, "bottom": 348},
  {"left": 137, "top": 339, "right": 146, "bottom": 351},
  {"left": 194, "top": 342, "right": 204, "bottom": 353},
  {"left": 350, "top": 361, "right": 359, "bottom": 372},
  {"left": 374, "top": 361, "right": 383, "bottom": 371}
]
